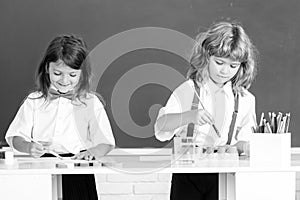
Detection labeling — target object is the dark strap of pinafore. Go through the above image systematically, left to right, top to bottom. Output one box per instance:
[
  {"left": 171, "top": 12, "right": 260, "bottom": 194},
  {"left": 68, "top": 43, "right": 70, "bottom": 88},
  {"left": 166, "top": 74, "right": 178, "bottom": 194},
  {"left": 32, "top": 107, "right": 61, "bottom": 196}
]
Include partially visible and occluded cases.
[
  {"left": 186, "top": 81, "right": 239, "bottom": 144},
  {"left": 186, "top": 82, "right": 200, "bottom": 137},
  {"left": 226, "top": 93, "right": 239, "bottom": 145}
]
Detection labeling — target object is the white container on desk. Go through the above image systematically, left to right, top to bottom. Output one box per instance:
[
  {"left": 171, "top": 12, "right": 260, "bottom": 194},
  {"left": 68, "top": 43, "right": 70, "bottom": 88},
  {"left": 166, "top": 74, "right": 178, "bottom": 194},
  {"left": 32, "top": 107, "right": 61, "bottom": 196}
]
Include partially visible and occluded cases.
[
  {"left": 250, "top": 132, "right": 291, "bottom": 167},
  {"left": 173, "top": 136, "right": 195, "bottom": 164}
]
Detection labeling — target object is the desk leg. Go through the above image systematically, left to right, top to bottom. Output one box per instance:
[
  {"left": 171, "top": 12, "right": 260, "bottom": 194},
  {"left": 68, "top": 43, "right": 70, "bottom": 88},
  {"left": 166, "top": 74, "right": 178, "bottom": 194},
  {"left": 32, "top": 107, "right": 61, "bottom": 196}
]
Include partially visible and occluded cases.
[
  {"left": 225, "top": 172, "right": 295, "bottom": 200},
  {"left": 219, "top": 173, "right": 235, "bottom": 200},
  {"left": 219, "top": 173, "right": 226, "bottom": 200},
  {"left": 52, "top": 175, "right": 62, "bottom": 200}
]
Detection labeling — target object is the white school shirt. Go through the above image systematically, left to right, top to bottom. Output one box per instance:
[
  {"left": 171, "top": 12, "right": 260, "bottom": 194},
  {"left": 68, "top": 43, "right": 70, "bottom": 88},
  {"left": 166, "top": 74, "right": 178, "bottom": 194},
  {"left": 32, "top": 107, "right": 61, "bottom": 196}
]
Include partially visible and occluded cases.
[
  {"left": 208, "top": 78, "right": 226, "bottom": 137},
  {"left": 154, "top": 79, "right": 256, "bottom": 146},
  {"left": 5, "top": 92, "right": 115, "bottom": 154}
]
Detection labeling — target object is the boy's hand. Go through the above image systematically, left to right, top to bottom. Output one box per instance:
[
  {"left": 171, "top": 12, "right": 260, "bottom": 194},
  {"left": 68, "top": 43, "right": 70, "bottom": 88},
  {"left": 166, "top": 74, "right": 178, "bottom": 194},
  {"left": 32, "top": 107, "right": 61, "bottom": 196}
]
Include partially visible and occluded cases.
[
  {"left": 190, "top": 109, "right": 214, "bottom": 126},
  {"left": 234, "top": 141, "right": 250, "bottom": 156}
]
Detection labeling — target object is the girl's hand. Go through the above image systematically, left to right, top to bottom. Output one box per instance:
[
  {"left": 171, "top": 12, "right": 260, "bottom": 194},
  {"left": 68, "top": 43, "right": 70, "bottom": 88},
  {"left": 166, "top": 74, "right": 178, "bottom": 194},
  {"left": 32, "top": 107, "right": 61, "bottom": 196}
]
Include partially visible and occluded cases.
[
  {"left": 190, "top": 109, "right": 214, "bottom": 126},
  {"left": 28, "top": 142, "right": 46, "bottom": 158},
  {"left": 72, "top": 150, "right": 95, "bottom": 161}
]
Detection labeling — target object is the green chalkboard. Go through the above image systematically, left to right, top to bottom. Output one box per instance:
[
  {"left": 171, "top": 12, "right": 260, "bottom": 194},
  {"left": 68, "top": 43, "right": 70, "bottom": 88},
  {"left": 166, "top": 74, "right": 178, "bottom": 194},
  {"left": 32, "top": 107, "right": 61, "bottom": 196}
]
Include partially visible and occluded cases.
[{"left": 0, "top": 0, "right": 299, "bottom": 147}]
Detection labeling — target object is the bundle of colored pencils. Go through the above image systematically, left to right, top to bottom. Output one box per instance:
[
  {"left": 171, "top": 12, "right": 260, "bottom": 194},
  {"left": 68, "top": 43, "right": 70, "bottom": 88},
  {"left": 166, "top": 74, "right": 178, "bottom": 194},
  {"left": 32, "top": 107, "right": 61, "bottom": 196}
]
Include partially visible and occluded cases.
[{"left": 252, "top": 112, "right": 290, "bottom": 133}]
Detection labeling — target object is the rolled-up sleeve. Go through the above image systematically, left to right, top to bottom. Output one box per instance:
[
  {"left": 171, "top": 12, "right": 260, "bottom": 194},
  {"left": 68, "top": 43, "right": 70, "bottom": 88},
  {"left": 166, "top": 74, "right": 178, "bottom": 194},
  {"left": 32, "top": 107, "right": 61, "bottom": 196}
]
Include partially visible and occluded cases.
[
  {"left": 154, "top": 80, "right": 194, "bottom": 142},
  {"left": 5, "top": 96, "right": 35, "bottom": 149},
  {"left": 89, "top": 97, "right": 115, "bottom": 147},
  {"left": 154, "top": 97, "right": 185, "bottom": 141}
]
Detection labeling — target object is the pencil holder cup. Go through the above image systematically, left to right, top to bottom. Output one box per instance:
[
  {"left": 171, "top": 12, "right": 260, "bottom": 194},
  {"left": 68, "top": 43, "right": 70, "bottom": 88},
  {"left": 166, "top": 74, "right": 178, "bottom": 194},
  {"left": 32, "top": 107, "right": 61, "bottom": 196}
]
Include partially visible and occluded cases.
[{"left": 250, "top": 133, "right": 291, "bottom": 167}]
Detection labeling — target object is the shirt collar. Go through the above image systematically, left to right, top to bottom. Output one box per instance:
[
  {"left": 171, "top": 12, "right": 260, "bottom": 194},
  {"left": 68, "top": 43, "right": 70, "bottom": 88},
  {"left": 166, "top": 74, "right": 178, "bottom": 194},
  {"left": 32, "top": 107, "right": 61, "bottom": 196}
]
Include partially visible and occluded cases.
[{"left": 206, "top": 79, "right": 233, "bottom": 97}]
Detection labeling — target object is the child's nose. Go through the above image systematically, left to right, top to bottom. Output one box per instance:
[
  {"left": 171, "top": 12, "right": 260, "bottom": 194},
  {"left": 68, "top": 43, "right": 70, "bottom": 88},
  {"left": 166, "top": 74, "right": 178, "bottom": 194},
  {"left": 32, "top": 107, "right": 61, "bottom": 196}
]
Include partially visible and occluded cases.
[
  {"left": 220, "top": 64, "right": 230, "bottom": 74},
  {"left": 60, "top": 75, "right": 69, "bottom": 83}
]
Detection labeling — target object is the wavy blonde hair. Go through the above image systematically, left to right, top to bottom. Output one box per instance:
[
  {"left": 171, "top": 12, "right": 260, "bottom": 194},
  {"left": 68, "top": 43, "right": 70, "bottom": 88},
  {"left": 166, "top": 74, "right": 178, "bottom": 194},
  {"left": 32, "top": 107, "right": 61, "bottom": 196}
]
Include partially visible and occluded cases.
[{"left": 187, "top": 21, "right": 258, "bottom": 95}]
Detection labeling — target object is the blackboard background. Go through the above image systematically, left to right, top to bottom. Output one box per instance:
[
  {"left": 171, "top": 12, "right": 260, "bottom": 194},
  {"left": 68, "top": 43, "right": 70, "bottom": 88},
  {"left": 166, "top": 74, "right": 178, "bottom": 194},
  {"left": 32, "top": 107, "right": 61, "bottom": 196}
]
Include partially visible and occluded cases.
[{"left": 1, "top": 0, "right": 299, "bottom": 147}]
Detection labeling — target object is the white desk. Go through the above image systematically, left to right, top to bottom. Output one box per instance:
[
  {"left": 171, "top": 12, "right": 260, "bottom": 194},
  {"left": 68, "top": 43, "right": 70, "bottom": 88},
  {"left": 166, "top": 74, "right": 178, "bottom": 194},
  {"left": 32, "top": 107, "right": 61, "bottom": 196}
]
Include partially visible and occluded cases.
[{"left": 1, "top": 154, "right": 300, "bottom": 200}]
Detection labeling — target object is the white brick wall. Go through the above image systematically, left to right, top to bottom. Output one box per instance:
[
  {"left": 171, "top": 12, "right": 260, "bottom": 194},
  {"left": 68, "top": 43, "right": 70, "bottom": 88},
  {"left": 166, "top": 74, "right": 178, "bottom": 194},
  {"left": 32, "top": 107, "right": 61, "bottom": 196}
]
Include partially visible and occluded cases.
[
  {"left": 95, "top": 148, "right": 300, "bottom": 199},
  {"left": 96, "top": 173, "right": 300, "bottom": 200},
  {"left": 95, "top": 174, "right": 171, "bottom": 200},
  {"left": 98, "top": 183, "right": 133, "bottom": 195},
  {"left": 134, "top": 183, "right": 170, "bottom": 194}
]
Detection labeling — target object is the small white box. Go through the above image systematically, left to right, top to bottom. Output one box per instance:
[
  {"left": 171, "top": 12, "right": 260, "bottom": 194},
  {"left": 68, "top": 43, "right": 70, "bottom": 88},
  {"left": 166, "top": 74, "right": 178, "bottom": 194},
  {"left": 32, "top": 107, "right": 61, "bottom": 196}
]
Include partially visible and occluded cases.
[{"left": 250, "top": 133, "right": 291, "bottom": 167}]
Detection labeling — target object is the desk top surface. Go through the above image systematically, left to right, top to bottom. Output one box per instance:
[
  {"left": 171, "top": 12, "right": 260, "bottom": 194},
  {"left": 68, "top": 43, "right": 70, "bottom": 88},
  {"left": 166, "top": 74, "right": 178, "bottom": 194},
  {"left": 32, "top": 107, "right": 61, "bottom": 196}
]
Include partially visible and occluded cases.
[{"left": 1, "top": 154, "right": 300, "bottom": 175}]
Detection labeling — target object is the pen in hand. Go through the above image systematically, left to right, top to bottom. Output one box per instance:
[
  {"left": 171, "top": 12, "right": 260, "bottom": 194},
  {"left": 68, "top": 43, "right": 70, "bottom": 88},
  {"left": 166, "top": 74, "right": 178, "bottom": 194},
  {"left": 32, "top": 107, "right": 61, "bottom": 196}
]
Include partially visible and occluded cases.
[
  {"left": 192, "top": 90, "right": 221, "bottom": 138},
  {"left": 211, "top": 124, "right": 221, "bottom": 137},
  {"left": 18, "top": 132, "right": 45, "bottom": 157},
  {"left": 19, "top": 132, "right": 64, "bottom": 159}
]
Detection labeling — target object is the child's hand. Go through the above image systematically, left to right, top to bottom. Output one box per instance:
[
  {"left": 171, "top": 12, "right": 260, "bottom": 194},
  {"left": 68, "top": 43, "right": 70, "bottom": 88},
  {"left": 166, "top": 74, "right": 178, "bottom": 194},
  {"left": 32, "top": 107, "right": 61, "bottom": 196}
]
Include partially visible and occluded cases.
[
  {"left": 190, "top": 109, "right": 214, "bottom": 126},
  {"left": 233, "top": 141, "right": 250, "bottom": 156},
  {"left": 28, "top": 142, "right": 46, "bottom": 158},
  {"left": 72, "top": 150, "right": 95, "bottom": 161}
]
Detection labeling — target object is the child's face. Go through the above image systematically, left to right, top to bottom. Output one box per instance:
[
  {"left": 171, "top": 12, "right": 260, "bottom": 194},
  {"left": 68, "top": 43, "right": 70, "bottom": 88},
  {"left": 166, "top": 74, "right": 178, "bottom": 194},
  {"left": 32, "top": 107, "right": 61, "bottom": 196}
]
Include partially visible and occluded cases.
[
  {"left": 208, "top": 56, "right": 241, "bottom": 87},
  {"left": 48, "top": 60, "right": 82, "bottom": 93}
]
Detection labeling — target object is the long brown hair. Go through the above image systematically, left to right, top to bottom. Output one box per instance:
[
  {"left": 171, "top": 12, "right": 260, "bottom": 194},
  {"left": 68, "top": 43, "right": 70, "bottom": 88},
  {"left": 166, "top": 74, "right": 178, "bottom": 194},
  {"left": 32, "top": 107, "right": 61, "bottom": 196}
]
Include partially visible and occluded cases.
[{"left": 34, "top": 34, "right": 104, "bottom": 104}]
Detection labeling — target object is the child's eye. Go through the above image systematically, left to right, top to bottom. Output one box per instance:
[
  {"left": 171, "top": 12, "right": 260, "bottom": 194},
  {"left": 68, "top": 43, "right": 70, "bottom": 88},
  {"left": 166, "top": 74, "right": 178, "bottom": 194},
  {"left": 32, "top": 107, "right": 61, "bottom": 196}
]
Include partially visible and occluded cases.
[
  {"left": 215, "top": 60, "right": 224, "bottom": 65},
  {"left": 230, "top": 64, "right": 240, "bottom": 69},
  {"left": 54, "top": 72, "right": 61, "bottom": 76},
  {"left": 69, "top": 74, "right": 77, "bottom": 78}
]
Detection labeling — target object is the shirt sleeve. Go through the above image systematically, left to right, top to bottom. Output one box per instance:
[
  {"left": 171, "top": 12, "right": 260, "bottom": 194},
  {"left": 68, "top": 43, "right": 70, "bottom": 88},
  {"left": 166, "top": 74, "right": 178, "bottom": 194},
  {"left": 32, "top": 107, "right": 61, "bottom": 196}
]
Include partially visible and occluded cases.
[
  {"left": 154, "top": 80, "right": 194, "bottom": 142},
  {"left": 235, "top": 93, "right": 256, "bottom": 142},
  {"left": 5, "top": 96, "right": 35, "bottom": 149},
  {"left": 88, "top": 97, "right": 115, "bottom": 147}
]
